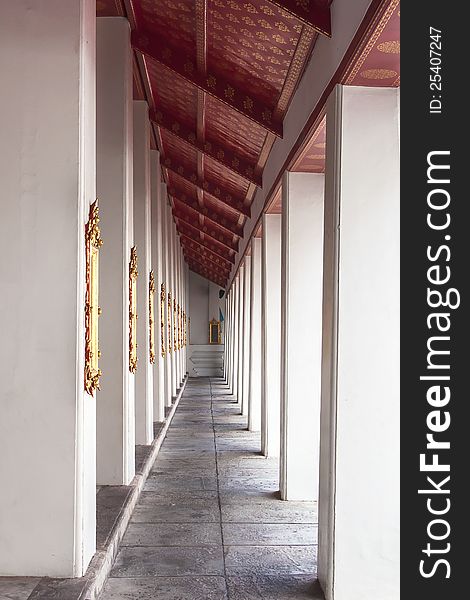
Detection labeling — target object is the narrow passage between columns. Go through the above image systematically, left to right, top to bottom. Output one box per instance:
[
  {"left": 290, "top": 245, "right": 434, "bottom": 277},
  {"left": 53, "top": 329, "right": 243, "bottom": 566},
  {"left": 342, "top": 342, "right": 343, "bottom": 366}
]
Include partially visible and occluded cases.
[{"left": 101, "top": 378, "right": 319, "bottom": 599}]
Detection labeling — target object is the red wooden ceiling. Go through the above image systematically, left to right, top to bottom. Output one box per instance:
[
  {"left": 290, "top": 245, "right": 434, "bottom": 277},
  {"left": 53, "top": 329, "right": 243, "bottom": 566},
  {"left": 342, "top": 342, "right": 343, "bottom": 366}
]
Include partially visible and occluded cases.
[
  {"left": 97, "top": 0, "right": 329, "bottom": 287},
  {"left": 291, "top": 0, "right": 399, "bottom": 175}
]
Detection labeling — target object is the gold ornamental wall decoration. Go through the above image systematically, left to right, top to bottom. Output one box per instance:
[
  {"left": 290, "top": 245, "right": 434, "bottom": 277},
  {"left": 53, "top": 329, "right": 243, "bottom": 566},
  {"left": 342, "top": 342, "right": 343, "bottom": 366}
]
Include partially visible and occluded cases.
[
  {"left": 84, "top": 199, "right": 103, "bottom": 396},
  {"left": 129, "top": 246, "right": 138, "bottom": 374},
  {"left": 149, "top": 271, "right": 156, "bottom": 365},
  {"left": 160, "top": 283, "right": 166, "bottom": 358},
  {"left": 167, "top": 291, "right": 172, "bottom": 354},
  {"left": 173, "top": 297, "right": 178, "bottom": 352},
  {"left": 175, "top": 302, "right": 180, "bottom": 350},
  {"left": 177, "top": 305, "right": 181, "bottom": 350},
  {"left": 180, "top": 306, "right": 183, "bottom": 349},
  {"left": 183, "top": 312, "right": 187, "bottom": 347},
  {"left": 209, "top": 319, "right": 222, "bottom": 345}
]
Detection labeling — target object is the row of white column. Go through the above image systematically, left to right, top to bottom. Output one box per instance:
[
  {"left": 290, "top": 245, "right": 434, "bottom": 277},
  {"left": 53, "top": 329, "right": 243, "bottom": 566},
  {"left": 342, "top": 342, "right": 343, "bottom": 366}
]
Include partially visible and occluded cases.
[
  {"left": 0, "top": 8, "right": 187, "bottom": 578},
  {"left": 96, "top": 13, "right": 188, "bottom": 491},
  {"left": 224, "top": 85, "right": 399, "bottom": 600}
]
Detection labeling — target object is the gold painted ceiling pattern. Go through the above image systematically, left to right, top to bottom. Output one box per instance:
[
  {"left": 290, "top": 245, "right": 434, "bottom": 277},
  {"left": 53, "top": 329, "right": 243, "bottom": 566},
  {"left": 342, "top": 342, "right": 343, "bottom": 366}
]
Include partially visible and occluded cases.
[
  {"left": 97, "top": 0, "right": 330, "bottom": 286},
  {"left": 291, "top": 0, "right": 400, "bottom": 176}
]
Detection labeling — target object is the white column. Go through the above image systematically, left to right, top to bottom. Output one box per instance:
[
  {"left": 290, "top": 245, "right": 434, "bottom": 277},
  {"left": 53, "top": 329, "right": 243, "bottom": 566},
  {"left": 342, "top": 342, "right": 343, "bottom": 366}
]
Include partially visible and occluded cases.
[
  {"left": 0, "top": 0, "right": 96, "bottom": 576},
  {"left": 96, "top": 17, "right": 135, "bottom": 485},
  {"left": 318, "top": 86, "right": 399, "bottom": 600},
  {"left": 133, "top": 101, "right": 153, "bottom": 445},
  {"left": 151, "top": 150, "right": 165, "bottom": 423},
  {"left": 280, "top": 172, "right": 324, "bottom": 502},
  {"left": 161, "top": 186, "right": 172, "bottom": 408},
  {"left": 261, "top": 214, "right": 282, "bottom": 457},
  {"left": 169, "top": 217, "right": 177, "bottom": 398},
  {"left": 173, "top": 232, "right": 179, "bottom": 389},
  {"left": 175, "top": 235, "right": 182, "bottom": 388},
  {"left": 248, "top": 239, "right": 262, "bottom": 432},
  {"left": 181, "top": 252, "right": 186, "bottom": 380},
  {"left": 182, "top": 252, "right": 187, "bottom": 379},
  {"left": 242, "top": 257, "right": 251, "bottom": 416},
  {"left": 185, "top": 264, "right": 190, "bottom": 375},
  {"left": 237, "top": 266, "right": 245, "bottom": 408},
  {"left": 231, "top": 276, "right": 240, "bottom": 399},
  {"left": 225, "top": 290, "right": 232, "bottom": 385},
  {"left": 225, "top": 290, "right": 230, "bottom": 382},
  {"left": 225, "top": 292, "right": 228, "bottom": 377}
]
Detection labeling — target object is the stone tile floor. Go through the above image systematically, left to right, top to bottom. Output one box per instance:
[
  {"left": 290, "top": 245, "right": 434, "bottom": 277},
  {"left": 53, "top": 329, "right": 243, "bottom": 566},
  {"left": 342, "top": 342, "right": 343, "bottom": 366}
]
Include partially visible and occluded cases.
[{"left": 100, "top": 377, "right": 321, "bottom": 600}]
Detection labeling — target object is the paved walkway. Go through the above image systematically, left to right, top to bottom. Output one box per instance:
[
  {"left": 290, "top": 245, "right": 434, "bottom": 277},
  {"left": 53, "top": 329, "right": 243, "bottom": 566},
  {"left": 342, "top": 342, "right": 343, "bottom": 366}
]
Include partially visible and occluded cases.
[{"left": 101, "top": 378, "right": 320, "bottom": 599}]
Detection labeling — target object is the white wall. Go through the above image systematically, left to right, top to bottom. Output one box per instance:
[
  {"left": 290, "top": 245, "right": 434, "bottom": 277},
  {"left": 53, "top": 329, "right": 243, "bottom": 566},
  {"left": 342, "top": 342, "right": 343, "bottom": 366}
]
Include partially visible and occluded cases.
[
  {"left": 0, "top": 0, "right": 96, "bottom": 576},
  {"left": 189, "top": 271, "right": 225, "bottom": 345},
  {"left": 189, "top": 271, "right": 210, "bottom": 344}
]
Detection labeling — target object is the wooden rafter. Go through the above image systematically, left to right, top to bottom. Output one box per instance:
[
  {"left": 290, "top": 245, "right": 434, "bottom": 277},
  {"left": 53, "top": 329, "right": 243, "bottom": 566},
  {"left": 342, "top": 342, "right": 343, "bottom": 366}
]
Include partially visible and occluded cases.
[
  {"left": 267, "top": 0, "right": 332, "bottom": 36},
  {"left": 132, "top": 30, "right": 283, "bottom": 137},
  {"left": 150, "top": 110, "right": 261, "bottom": 186},
  {"left": 162, "top": 158, "right": 251, "bottom": 217},
  {"left": 170, "top": 188, "right": 243, "bottom": 237},
  {"left": 174, "top": 212, "right": 238, "bottom": 253},
  {"left": 178, "top": 223, "right": 235, "bottom": 263},
  {"left": 179, "top": 232, "right": 234, "bottom": 267},
  {"left": 182, "top": 244, "right": 232, "bottom": 276},
  {"left": 183, "top": 248, "right": 230, "bottom": 278},
  {"left": 186, "top": 259, "right": 228, "bottom": 285},
  {"left": 188, "top": 261, "right": 226, "bottom": 286}
]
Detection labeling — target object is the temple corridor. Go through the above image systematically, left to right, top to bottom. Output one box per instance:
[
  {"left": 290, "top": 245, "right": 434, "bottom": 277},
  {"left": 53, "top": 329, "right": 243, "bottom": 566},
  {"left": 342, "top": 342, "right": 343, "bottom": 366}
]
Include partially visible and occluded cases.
[
  {"left": 1, "top": 2, "right": 400, "bottom": 597},
  {"left": 101, "top": 377, "right": 318, "bottom": 600}
]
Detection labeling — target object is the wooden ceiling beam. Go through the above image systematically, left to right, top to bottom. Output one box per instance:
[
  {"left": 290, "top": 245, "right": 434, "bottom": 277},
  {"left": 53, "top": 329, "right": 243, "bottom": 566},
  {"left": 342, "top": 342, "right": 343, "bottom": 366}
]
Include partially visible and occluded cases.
[
  {"left": 266, "top": 0, "right": 331, "bottom": 36},
  {"left": 132, "top": 29, "right": 283, "bottom": 137},
  {"left": 150, "top": 110, "right": 261, "bottom": 187},
  {"left": 162, "top": 158, "right": 251, "bottom": 218},
  {"left": 170, "top": 187, "right": 243, "bottom": 238},
  {"left": 174, "top": 212, "right": 239, "bottom": 253},
  {"left": 178, "top": 228, "right": 235, "bottom": 265},
  {"left": 180, "top": 235, "right": 234, "bottom": 271},
  {"left": 183, "top": 248, "right": 231, "bottom": 278},
  {"left": 188, "top": 261, "right": 227, "bottom": 287}
]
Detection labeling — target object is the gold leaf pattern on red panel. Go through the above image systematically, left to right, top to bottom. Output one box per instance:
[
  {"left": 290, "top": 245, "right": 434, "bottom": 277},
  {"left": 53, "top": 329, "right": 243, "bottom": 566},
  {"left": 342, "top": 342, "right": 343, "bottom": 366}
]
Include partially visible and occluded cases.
[
  {"left": 130, "top": 0, "right": 338, "bottom": 283},
  {"left": 139, "top": 0, "right": 196, "bottom": 56},
  {"left": 207, "top": 0, "right": 302, "bottom": 108},
  {"left": 343, "top": 0, "right": 400, "bottom": 87},
  {"left": 147, "top": 61, "right": 198, "bottom": 129},
  {"left": 205, "top": 96, "right": 266, "bottom": 166},
  {"left": 161, "top": 130, "right": 198, "bottom": 172},
  {"left": 204, "top": 156, "right": 250, "bottom": 199},
  {"left": 203, "top": 193, "right": 242, "bottom": 224}
]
